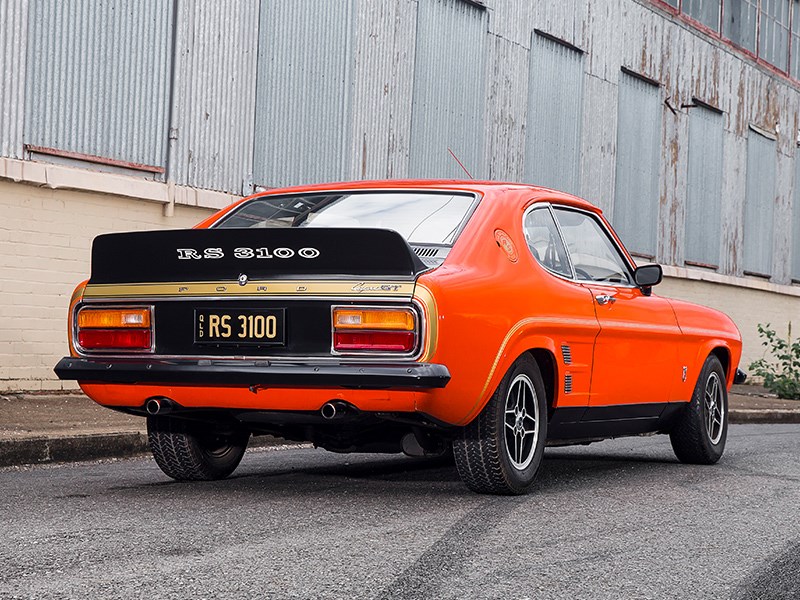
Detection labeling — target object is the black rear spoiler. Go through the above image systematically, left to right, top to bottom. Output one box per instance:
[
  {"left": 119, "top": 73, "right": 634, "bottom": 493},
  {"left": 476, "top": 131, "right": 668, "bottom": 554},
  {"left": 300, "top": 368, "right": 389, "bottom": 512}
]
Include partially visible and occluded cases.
[{"left": 89, "top": 228, "right": 428, "bottom": 284}]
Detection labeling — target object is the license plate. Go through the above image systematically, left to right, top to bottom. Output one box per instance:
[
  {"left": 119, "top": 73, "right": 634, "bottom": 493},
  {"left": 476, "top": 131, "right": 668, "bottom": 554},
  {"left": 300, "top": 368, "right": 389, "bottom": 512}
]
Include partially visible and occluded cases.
[{"left": 194, "top": 308, "right": 286, "bottom": 346}]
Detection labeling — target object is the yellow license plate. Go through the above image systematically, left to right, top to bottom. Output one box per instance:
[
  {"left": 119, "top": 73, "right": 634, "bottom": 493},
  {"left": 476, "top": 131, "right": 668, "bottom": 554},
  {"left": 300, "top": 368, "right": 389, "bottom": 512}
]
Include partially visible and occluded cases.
[{"left": 194, "top": 308, "right": 285, "bottom": 346}]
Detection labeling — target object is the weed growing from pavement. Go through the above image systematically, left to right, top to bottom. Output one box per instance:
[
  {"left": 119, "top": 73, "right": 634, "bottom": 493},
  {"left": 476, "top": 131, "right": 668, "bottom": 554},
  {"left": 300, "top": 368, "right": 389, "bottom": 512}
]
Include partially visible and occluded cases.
[{"left": 750, "top": 322, "right": 800, "bottom": 400}]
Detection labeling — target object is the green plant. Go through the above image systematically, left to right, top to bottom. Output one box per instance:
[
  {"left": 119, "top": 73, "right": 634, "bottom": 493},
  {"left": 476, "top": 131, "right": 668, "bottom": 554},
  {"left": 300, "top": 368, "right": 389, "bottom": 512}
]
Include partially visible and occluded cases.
[{"left": 749, "top": 322, "right": 800, "bottom": 400}]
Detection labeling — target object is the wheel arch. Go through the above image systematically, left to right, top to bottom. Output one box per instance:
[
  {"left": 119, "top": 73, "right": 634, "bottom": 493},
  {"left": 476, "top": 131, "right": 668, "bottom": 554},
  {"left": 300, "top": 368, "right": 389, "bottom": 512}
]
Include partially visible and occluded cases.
[
  {"left": 694, "top": 341, "right": 734, "bottom": 386},
  {"left": 525, "top": 348, "right": 558, "bottom": 421}
]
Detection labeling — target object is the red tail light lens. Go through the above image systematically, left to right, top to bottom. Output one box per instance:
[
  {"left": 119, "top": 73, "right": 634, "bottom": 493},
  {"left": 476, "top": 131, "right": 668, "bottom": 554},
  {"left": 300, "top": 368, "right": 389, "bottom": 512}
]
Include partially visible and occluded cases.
[
  {"left": 76, "top": 306, "right": 153, "bottom": 352},
  {"left": 332, "top": 306, "right": 418, "bottom": 354},
  {"left": 78, "top": 329, "right": 152, "bottom": 350},
  {"left": 334, "top": 331, "right": 415, "bottom": 352}
]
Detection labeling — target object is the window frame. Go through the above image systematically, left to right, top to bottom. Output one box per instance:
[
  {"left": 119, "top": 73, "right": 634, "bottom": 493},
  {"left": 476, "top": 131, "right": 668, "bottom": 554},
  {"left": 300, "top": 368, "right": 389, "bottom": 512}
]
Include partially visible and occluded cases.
[
  {"left": 650, "top": 0, "right": 799, "bottom": 83},
  {"left": 521, "top": 202, "right": 640, "bottom": 289}
]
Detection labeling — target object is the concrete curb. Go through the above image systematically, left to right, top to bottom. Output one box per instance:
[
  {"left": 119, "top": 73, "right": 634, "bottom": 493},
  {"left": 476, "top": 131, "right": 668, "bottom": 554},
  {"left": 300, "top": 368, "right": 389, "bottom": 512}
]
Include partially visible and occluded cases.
[
  {"left": 728, "top": 409, "right": 800, "bottom": 424},
  {"left": 0, "top": 432, "right": 149, "bottom": 468},
  {"left": 0, "top": 433, "right": 286, "bottom": 469}
]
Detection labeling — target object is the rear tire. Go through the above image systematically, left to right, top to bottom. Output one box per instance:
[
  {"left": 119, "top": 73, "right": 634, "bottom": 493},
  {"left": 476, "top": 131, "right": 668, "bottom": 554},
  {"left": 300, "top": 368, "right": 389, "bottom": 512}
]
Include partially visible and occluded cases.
[
  {"left": 670, "top": 354, "right": 728, "bottom": 464},
  {"left": 453, "top": 355, "right": 548, "bottom": 495},
  {"left": 147, "top": 416, "right": 249, "bottom": 481}
]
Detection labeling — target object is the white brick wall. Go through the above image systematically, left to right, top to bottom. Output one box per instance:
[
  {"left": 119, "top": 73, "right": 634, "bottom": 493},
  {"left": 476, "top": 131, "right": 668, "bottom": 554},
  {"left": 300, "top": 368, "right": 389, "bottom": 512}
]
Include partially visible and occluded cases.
[{"left": 0, "top": 180, "right": 214, "bottom": 391}]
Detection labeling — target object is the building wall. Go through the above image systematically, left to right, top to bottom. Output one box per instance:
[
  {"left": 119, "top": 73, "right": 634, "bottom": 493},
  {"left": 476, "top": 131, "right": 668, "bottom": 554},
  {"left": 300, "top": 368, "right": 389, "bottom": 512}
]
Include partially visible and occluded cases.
[
  {"left": 1, "top": 0, "right": 800, "bottom": 389},
  {"left": 0, "top": 179, "right": 212, "bottom": 391}
]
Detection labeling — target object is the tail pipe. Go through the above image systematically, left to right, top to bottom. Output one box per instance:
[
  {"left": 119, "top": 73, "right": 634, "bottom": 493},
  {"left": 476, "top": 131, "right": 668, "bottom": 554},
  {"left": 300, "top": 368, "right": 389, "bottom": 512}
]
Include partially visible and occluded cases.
[
  {"left": 145, "top": 396, "right": 175, "bottom": 416},
  {"left": 320, "top": 400, "right": 355, "bottom": 420}
]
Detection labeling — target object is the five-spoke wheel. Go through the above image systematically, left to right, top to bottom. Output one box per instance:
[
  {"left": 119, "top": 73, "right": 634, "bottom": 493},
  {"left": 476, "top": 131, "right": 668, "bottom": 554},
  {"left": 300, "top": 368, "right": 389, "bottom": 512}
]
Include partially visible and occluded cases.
[
  {"left": 670, "top": 354, "right": 728, "bottom": 464},
  {"left": 453, "top": 355, "right": 547, "bottom": 495}
]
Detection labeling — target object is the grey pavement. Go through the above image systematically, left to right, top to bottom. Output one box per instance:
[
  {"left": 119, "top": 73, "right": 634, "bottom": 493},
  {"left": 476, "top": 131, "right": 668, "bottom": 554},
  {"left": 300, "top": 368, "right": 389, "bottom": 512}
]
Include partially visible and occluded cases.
[
  {"left": 0, "top": 385, "right": 798, "bottom": 468},
  {"left": 1, "top": 424, "right": 798, "bottom": 599}
]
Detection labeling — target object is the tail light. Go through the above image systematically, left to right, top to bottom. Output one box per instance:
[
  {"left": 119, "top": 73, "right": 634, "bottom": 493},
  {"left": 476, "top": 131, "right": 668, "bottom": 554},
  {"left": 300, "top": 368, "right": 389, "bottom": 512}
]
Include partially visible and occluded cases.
[
  {"left": 76, "top": 307, "right": 153, "bottom": 352},
  {"left": 332, "top": 307, "right": 417, "bottom": 353}
]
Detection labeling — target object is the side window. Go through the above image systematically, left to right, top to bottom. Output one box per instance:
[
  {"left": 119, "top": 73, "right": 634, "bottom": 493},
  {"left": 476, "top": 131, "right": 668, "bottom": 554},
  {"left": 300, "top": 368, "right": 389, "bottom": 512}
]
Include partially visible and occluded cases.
[
  {"left": 523, "top": 207, "right": 573, "bottom": 278},
  {"left": 553, "top": 208, "right": 634, "bottom": 285}
]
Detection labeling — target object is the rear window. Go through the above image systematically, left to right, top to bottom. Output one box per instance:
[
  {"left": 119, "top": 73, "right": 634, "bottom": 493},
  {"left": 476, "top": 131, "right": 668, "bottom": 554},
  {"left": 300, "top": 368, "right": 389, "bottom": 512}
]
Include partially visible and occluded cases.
[{"left": 215, "top": 191, "right": 478, "bottom": 246}]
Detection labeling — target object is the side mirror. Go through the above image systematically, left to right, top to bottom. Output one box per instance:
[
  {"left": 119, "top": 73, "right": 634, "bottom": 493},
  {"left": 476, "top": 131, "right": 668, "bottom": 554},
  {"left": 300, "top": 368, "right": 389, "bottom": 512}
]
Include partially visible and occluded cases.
[{"left": 634, "top": 264, "right": 662, "bottom": 295}]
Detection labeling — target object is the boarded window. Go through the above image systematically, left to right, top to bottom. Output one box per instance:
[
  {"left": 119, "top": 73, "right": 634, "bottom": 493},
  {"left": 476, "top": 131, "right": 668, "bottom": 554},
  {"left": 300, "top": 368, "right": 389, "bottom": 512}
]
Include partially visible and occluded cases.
[
  {"left": 24, "top": 0, "right": 174, "bottom": 171},
  {"left": 253, "top": 0, "right": 355, "bottom": 188},
  {"left": 409, "top": 0, "right": 488, "bottom": 179},
  {"left": 683, "top": 0, "right": 721, "bottom": 30},
  {"left": 724, "top": 0, "right": 759, "bottom": 53},
  {"left": 759, "top": 0, "right": 791, "bottom": 70},
  {"left": 525, "top": 33, "right": 584, "bottom": 195},
  {"left": 613, "top": 71, "right": 661, "bottom": 258},
  {"left": 685, "top": 105, "right": 724, "bottom": 267},
  {"left": 743, "top": 129, "right": 777, "bottom": 276},
  {"left": 793, "top": 153, "right": 800, "bottom": 281}
]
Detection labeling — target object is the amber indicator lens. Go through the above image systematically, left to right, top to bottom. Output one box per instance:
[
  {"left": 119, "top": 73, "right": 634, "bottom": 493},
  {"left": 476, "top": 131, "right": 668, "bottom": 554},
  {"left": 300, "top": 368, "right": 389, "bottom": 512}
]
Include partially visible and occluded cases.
[
  {"left": 78, "top": 308, "right": 151, "bottom": 329},
  {"left": 333, "top": 308, "right": 415, "bottom": 331}
]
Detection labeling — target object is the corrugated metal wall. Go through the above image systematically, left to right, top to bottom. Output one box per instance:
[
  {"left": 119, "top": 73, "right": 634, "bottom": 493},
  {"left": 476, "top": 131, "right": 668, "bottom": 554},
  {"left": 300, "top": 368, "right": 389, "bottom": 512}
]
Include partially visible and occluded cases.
[
  {"left": 0, "top": 0, "right": 28, "bottom": 159},
  {"left": 3, "top": 0, "right": 800, "bottom": 288},
  {"left": 24, "top": 0, "right": 174, "bottom": 170},
  {"left": 169, "top": 0, "right": 260, "bottom": 194},
  {"left": 252, "top": 0, "right": 355, "bottom": 188},
  {"left": 409, "top": 0, "right": 488, "bottom": 179},
  {"left": 525, "top": 32, "right": 584, "bottom": 195},
  {"left": 613, "top": 70, "right": 662, "bottom": 257},
  {"left": 685, "top": 105, "right": 724, "bottom": 266},
  {"left": 743, "top": 130, "right": 777, "bottom": 275},
  {"left": 793, "top": 155, "right": 800, "bottom": 281}
]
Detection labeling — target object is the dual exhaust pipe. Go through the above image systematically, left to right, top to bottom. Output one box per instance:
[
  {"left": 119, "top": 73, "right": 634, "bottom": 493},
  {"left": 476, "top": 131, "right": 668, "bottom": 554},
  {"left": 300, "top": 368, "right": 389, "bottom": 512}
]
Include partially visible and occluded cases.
[
  {"left": 146, "top": 396, "right": 353, "bottom": 419},
  {"left": 145, "top": 397, "right": 175, "bottom": 416},
  {"left": 320, "top": 400, "right": 354, "bottom": 420}
]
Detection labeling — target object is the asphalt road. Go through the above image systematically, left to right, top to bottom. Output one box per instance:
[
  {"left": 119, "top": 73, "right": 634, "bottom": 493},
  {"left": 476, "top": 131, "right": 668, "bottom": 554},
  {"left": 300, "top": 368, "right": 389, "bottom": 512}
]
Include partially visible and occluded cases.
[{"left": 1, "top": 424, "right": 798, "bottom": 600}]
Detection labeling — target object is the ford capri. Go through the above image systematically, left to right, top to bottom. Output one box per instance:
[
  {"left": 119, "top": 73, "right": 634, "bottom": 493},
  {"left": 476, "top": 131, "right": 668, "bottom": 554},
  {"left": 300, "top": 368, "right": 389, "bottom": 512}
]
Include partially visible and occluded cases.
[{"left": 55, "top": 181, "right": 744, "bottom": 495}]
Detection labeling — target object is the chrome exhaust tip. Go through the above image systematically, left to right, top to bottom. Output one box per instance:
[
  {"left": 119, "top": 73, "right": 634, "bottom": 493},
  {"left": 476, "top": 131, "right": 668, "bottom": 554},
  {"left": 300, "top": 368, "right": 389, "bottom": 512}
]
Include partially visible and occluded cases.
[
  {"left": 145, "top": 397, "right": 173, "bottom": 416},
  {"left": 320, "top": 400, "right": 351, "bottom": 420}
]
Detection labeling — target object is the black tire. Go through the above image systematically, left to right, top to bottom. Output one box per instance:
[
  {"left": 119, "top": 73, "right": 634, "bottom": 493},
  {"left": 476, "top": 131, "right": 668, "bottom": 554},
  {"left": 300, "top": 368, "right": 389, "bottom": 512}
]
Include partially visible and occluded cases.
[
  {"left": 670, "top": 354, "right": 728, "bottom": 464},
  {"left": 453, "top": 355, "right": 548, "bottom": 495},
  {"left": 147, "top": 416, "right": 249, "bottom": 481}
]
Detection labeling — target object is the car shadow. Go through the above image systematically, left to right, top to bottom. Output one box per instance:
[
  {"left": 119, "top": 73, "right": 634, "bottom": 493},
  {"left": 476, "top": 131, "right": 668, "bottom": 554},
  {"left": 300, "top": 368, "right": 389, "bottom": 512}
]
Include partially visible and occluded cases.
[{"left": 106, "top": 443, "right": 685, "bottom": 500}]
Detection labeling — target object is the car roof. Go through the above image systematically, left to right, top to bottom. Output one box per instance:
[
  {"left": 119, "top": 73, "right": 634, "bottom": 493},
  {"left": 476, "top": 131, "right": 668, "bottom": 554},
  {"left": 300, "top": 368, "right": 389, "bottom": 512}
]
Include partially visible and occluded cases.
[{"left": 246, "top": 179, "right": 603, "bottom": 214}]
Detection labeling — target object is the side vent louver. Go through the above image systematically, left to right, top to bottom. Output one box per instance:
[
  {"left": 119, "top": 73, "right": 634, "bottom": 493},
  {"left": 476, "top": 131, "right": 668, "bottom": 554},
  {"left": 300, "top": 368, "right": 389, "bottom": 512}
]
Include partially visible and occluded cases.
[
  {"left": 411, "top": 245, "right": 450, "bottom": 268},
  {"left": 561, "top": 344, "right": 572, "bottom": 365},
  {"left": 564, "top": 374, "right": 573, "bottom": 394}
]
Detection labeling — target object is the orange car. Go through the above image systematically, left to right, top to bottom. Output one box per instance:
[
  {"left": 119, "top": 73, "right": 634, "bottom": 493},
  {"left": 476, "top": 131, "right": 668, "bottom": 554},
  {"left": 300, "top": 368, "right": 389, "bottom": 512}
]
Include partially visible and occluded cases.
[{"left": 55, "top": 181, "right": 745, "bottom": 494}]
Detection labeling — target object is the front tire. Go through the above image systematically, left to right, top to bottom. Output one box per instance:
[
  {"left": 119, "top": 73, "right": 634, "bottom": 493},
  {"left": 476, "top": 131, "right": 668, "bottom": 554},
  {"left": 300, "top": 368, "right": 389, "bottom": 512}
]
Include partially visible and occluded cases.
[
  {"left": 670, "top": 354, "right": 728, "bottom": 464},
  {"left": 453, "top": 355, "right": 548, "bottom": 495},
  {"left": 147, "top": 416, "right": 249, "bottom": 481}
]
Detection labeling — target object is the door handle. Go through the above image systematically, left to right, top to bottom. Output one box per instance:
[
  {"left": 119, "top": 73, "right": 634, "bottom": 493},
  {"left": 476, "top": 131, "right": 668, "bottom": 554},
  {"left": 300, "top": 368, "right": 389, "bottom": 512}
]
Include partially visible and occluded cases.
[{"left": 595, "top": 294, "right": 616, "bottom": 305}]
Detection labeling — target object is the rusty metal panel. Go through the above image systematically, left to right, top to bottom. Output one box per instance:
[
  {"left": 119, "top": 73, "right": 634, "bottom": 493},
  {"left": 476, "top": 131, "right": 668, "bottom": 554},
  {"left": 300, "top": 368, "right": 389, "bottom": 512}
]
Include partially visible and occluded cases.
[
  {"left": 0, "top": 0, "right": 28, "bottom": 159},
  {"left": 24, "top": 0, "right": 174, "bottom": 170},
  {"left": 169, "top": 0, "right": 260, "bottom": 194},
  {"left": 253, "top": 0, "right": 355, "bottom": 188},
  {"left": 349, "top": 0, "right": 417, "bottom": 180},
  {"left": 409, "top": 0, "right": 488, "bottom": 179},
  {"left": 525, "top": 33, "right": 584, "bottom": 195},
  {"left": 486, "top": 35, "right": 528, "bottom": 181},
  {"left": 613, "top": 70, "right": 661, "bottom": 257},
  {"left": 685, "top": 106, "right": 724, "bottom": 266},
  {"left": 743, "top": 129, "right": 777, "bottom": 275},
  {"left": 793, "top": 153, "right": 800, "bottom": 281}
]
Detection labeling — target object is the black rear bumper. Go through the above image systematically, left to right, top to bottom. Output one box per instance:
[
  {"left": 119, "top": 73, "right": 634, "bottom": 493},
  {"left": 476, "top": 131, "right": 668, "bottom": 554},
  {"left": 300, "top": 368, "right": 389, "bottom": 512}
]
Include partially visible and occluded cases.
[{"left": 54, "top": 357, "right": 451, "bottom": 389}]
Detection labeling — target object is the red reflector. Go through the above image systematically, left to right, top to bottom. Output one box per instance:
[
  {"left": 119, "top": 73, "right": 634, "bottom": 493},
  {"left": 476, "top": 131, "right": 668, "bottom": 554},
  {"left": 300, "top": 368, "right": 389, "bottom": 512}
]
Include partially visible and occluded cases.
[
  {"left": 78, "top": 329, "right": 151, "bottom": 350},
  {"left": 334, "top": 331, "right": 415, "bottom": 352}
]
